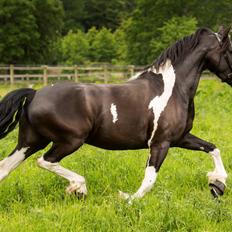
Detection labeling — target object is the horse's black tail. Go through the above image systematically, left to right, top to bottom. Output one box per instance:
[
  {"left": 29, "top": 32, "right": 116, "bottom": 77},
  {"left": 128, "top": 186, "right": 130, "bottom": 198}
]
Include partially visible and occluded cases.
[{"left": 0, "top": 88, "right": 36, "bottom": 139}]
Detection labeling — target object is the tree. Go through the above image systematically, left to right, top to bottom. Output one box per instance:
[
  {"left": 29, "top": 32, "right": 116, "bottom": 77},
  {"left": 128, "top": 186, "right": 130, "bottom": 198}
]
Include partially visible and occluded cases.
[
  {"left": 0, "top": 0, "right": 64, "bottom": 64},
  {"left": 0, "top": 0, "right": 39, "bottom": 64},
  {"left": 33, "top": 0, "right": 64, "bottom": 63},
  {"left": 60, "top": 0, "right": 136, "bottom": 32},
  {"left": 61, "top": 0, "right": 86, "bottom": 34},
  {"left": 122, "top": 0, "right": 232, "bottom": 65},
  {"left": 150, "top": 16, "right": 197, "bottom": 61},
  {"left": 114, "top": 26, "right": 129, "bottom": 64},
  {"left": 57, "top": 27, "right": 120, "bottom": 64},
  {"left": 86, "top": 27, "right": 98, "bottom": 61},
  {"left": 91, "top": 28, "right": 117, "bottom": 62},
  {"left": 58, "top": 30, "right": 89, "bottom": 64}
]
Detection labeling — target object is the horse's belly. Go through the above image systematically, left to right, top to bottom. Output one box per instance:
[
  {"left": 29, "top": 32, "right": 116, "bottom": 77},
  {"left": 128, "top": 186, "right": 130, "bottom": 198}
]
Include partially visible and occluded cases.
[{"left": 86, "top": 126, "right": 148, "bottom": 150}]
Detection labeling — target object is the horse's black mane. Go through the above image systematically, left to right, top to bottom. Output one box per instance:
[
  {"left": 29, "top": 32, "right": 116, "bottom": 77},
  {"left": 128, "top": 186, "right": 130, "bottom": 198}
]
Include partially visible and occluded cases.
[{"left": 152, "top": 27, "right": 212, "bottom": 69}]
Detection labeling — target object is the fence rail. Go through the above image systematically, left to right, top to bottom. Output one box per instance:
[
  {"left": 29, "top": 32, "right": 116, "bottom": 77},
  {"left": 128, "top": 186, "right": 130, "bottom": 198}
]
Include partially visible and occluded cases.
[
  {"left": 0, "top": 64, "right": 146, "bottom": 85},
  {"left": 0, "top": 64, "right": 214, "bottom": 86}
]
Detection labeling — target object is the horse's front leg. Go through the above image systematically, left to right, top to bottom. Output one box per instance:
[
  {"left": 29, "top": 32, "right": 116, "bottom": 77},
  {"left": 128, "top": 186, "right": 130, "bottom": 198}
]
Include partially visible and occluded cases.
[
  {"left": 176, "top": 133, "right": 228, "bottom": 197},
  {"left": 119, "top": 141, "right": 170, "bottom": 203}
]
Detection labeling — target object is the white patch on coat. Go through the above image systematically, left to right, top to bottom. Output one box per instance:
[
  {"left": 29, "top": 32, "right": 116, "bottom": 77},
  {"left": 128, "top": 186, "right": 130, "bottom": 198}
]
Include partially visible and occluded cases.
[
  {"left": 214, "top": 33, "right": 221, "bottom": 43},
  {"left": 148, "top": 59, "right": 176, "bottom": 147},
  {"left": 128, "top": 71, "right": 143, "bottom": 81},
  {"left": 110, "top": 103, "right": 118, "bottom": 123},
  {"left": 0, "top": 147, "right": 28, "bottom": 182},
  {"left": 207, "top": 148, "right": 228, "bottom": 184},
  {"left": 37, "top": 156, "right": 87, "bottom": 195},
  {"left": 119, "top": 166, "right": 157, "bottom": 204}
]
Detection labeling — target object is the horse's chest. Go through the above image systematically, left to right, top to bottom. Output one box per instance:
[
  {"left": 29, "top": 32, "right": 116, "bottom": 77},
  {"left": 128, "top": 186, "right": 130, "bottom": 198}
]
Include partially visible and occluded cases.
[{"left": 147, "top": 65, "right": 176, "bottom": 146}]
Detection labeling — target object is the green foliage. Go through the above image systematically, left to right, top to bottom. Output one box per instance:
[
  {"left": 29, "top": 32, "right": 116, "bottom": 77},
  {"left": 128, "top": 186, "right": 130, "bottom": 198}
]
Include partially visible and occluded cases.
[
  {"left": 0, "top": 0, "right": 64, "bottom": 64},
  {"left": 0, "top": 0, "right": 39, "bottom": 64},
  {"left": 1, "top": 0, "right": 232, "bottom": 65},
  {"left": 33, "top": 0, "right": 64, "bottom": 63},
  {"left": 61, "top": 0, "right": 136, "bottom": 33},
  {"left": 61, "top": 0, "right": 86, "bottom": 33},
  {"left": 121, "top": 0, "right": 175, "bottom": 65},
  {"left": 122, "top": 0, "right": 232, "bottom": 65},
  {"left": 185, "top": 0, "right": 232, "bottom": 29},
  {"left": 150, "top": 16, "right": 197, "bottom": 60},
  {"left": 58, "top": 27, "right": 120, "bottom": 64},
  {"left": 86, "top": 27, "right": 99, "bottom": 61},
  {"left": 91, "top": 28, "right": 117, "bottom": 63},
  {"left": 114, "top": 28, "right": 128, "bottom": 64},
  {"left": 58, "top": 30, "right": 89, "bottom": 65},
  {"left": 0, "top": 80, "right": 232, "bottom": 231}
]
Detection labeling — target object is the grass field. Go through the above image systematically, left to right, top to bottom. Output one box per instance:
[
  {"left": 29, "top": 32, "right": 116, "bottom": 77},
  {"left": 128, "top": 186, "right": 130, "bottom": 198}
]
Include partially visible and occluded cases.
[{"left": 0, "top": 79, "right": 232, "bottom": 232}]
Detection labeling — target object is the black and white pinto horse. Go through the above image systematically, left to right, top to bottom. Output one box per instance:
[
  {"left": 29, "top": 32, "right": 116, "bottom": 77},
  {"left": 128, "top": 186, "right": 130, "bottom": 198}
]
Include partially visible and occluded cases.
[{"left": 0, "top": 26, "right": 232, "bottom": 202}]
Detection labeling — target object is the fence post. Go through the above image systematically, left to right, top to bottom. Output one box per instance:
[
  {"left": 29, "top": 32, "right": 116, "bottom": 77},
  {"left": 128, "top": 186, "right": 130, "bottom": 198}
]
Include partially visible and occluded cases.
[
  {"left": 10, "top": 64, "right": 14, "bottom": 85},
  {"left": 103, "top": 64, "right": 108, "bottom": 83},
  {"left": 43, "top": 65, "right": 48, "bottom": 86},
  {"left": 74, "top": 65, "right": 78, "bottom": 82},
  {"left": 129, "top": 65, "right": 135, "bottom": 78}
]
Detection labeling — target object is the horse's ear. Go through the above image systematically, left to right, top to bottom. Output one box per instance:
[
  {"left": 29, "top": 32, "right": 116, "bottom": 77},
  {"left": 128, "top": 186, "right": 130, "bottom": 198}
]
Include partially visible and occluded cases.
[
  {"left": 218, "top": 25, "right": 231, "bottom": 42},
  {"left": 218, "top": 25, "right": 226, "bottom": 36},
  {"left": 223, "top": 26, "right": 231, "bottom": 37}
]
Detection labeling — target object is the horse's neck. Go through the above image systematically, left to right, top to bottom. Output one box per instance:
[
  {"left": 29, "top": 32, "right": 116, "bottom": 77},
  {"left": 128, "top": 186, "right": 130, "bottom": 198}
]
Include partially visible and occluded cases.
[{"left": 174, "top": 49, "right": 206, "bottom": 100}]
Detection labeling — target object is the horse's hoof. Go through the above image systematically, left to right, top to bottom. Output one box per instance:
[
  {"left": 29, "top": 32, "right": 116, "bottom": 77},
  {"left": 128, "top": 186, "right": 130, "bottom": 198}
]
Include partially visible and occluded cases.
[
  {"left": 209, "top": 180, "right": 225, "bottom": 198},
  {"left": 66, "top": 182, "right": 87, "bottom": 199},
  {"left": 118, "top": 190, "right": 130, "bottom": 200},
  {"left": 75, "top": 191, "right": 87, "bottom": 200}
]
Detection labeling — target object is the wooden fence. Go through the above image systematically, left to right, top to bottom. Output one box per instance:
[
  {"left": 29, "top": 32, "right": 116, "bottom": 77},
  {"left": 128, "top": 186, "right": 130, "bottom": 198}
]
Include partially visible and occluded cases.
[{"left": 0, "top": 65, "right": 146, "bottom": 85}]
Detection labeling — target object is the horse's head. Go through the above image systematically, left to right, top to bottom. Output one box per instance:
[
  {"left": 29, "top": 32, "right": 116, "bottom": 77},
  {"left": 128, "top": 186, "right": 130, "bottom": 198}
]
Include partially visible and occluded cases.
[{"left": 205, "top": 26, "right": 232, "bottom": 86}]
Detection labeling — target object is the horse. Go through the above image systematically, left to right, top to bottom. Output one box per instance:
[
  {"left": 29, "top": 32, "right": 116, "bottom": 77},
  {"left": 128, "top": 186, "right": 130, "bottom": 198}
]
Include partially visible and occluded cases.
[{"left": 0, "top": 26, "right": 232, "bottom": 203}]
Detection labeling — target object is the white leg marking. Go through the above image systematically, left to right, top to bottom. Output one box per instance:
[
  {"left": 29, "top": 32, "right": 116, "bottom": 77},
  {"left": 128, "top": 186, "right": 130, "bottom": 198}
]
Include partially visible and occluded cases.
[
  {"left": 148, "top": 59, "right": 176, "bottom": 147},
  {"left": 110, "top": 103, "right": 118, "bottom": 123},
  {"left": 0, "top": 147, "right": 28, "bottom": 182},
  {"left": 207, "top": 148, "right": 228, "bottom": 184},
  {"left": 37, "top": 157, "right": 87, "bottom": 195},
  {"left": 119, "top": 166, "right": 157, "bottom": 204}
]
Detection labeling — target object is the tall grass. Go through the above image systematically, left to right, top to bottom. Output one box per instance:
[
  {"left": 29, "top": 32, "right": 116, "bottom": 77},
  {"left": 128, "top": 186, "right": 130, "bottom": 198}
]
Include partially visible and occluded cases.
[{"left": 0, "top": 79, "right": 232, "bottom": 231}]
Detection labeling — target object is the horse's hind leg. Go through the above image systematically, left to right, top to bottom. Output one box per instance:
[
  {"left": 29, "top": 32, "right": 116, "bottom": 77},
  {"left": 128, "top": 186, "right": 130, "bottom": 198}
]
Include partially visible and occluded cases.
[
  {"left": 0, "top": 120, "right": 49, "bottom": 182},
  {"left": 37, "top": 140, "right": 87, "bottom": 197},
  {"left": 0, "top": 146, "right": 27, "bottom": 181}
]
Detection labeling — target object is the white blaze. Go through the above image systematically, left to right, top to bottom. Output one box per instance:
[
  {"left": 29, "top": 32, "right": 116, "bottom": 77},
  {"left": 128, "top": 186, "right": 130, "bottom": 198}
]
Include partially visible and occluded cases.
[
  {"left": 148, "top": 59, "right": 176, "bottom": 147},
  {"left": 110, "top": 103, "right": 118, "bottom": 123},
  {"left": 0, "top": 147, "right": 28, "bottom": 181}
]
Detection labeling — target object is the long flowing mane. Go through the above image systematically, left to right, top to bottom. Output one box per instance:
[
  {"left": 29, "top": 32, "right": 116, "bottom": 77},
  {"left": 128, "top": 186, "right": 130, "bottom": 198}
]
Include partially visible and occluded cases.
[
  {"left": 129, "top": 27, "right": 212, "bottom": 81},
  {"left": 153, "top": 27, "right": 211, "bottom": 69}
]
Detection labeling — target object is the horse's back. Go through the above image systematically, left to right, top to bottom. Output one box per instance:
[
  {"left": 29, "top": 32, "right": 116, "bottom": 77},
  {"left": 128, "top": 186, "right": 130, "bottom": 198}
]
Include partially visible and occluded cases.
[{"left": 27, "top": 82, "right": 94, "bottom": 141}]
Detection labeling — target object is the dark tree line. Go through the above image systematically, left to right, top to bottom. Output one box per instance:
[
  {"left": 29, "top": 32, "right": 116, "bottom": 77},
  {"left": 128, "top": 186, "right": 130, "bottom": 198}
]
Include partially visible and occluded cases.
[
  {"left": 0, "top": 0, "right": 231, "bottom": 65},
  {"left": 61, "top": 0, "right": 136, "bottom": 33}
]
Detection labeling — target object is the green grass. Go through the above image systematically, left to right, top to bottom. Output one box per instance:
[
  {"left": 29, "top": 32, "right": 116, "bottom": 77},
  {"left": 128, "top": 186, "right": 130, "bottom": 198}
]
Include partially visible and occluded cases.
[{"left": 1, "top": 79, "right": 232, "bottom": 231}]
